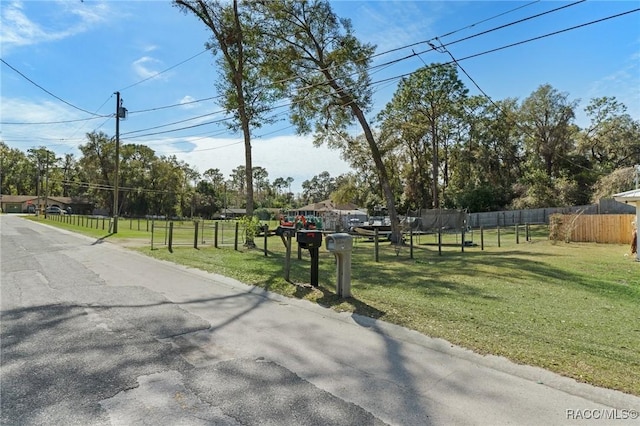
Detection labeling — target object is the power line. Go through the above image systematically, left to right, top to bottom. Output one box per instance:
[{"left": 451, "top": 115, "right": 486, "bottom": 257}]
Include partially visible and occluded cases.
[
  {"left": 0, "top": 0, "right": 580, "bottom": 129},
  {"left": 94, "top": 0, "right": 555, "bottom": 118},
  {"left": 122, "top": 0, "right": 589, "bottom": 136},
  {"left": 367, "top": 0, "right": 586, "bottom": 74},
  {"left": 369, "top": 0, "right": 542, "bottom": 60},
  {"left": 442, "top": 0, "right": 587, "bottom": 50},
  {"left": 5, "top": 3, "right": 634, "bottom": 148},
  {"left": 113, "top": 3, "right": 636, "bottom": 144},
  {"left": 367, "top": 7, "right": 640, "bottom": 92},
  {"left": 452, "top": 8, "right": 640, "bottom": 63},
  {"left": 117, "top": 48, "right": 210, "bottom": 92},
  {"left": 0, "top": 58, "right": 108, "bottom": 117},
  {"left": 127, "top": 96, "right": 218, "bottom": 114},
  {"left": 123, "top": 102, "right": 291, "bottom": 139},
  {"left": 121, "top": 109, "right": 230, "bottom": 136},
  {"left": 121, "top": 115, "right": 232, "bottom": 139},
  {"left": 1, "top": 116, "right": 113, "bottom": 125},
  {"left": 158, "top": 123, "right": 297, "bottom": 155}
]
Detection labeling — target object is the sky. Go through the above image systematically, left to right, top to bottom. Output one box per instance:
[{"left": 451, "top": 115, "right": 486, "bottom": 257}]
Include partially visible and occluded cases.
[{"left": 1, "top": 0, "right": 639, "bottom": 194}]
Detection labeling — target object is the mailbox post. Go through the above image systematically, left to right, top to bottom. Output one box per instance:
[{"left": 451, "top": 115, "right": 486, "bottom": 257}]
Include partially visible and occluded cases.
[
  {"left": 296, "top": 230, "right": 323, "bottom": 287},
  {"left": 325, "top": 233, "right": 353, "bottom": 298}
]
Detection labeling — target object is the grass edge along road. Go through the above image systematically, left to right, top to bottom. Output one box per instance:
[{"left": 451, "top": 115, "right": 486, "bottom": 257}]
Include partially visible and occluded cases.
[{"left": 27, "top": 216, "right": 640, "bottom": 396}]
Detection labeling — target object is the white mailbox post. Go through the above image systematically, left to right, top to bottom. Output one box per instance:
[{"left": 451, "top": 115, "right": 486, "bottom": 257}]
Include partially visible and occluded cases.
[{"left": 325, "top": 233, "right": 353, "bottom": 297}]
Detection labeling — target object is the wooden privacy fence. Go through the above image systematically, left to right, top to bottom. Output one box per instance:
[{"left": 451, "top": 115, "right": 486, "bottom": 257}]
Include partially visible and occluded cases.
[{"left": 550, "top": 214, "right": 635, "bottom": 244}]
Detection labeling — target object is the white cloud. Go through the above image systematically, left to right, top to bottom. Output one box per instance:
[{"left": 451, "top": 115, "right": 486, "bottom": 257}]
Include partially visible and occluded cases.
[
  {"left": 0, "top": 0, "right": 112, "bottom": 52},
  {"left": 1, "top": 1, "right": 47, "bottom": 48},
  {"left": 132, "top": 56, "right": 165, "bottom": 80},
  {"left": 179, "top": 95, "right": 197, "bottom": 108},
  {"left": 0, "top": 96, "right": 100, "bottom": 153},
  {"left": 1, "top": 96, "right": 76, "bottom": 123}
]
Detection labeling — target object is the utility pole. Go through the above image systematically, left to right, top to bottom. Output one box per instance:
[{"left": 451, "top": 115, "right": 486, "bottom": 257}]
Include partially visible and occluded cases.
[
  {"left": 113, "top": 92, "right": 126, "bottom": 233},
  {"left": 36, "top": 160, "right": 42, "bottom": 215},
  {"left": 44, "top": 160, "right": 49, "bottom": 218}
]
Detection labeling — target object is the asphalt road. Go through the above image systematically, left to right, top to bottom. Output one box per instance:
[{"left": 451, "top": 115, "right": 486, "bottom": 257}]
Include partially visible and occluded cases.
[{"left": 1, "top": 215, "right": 639, "bottom": 425}]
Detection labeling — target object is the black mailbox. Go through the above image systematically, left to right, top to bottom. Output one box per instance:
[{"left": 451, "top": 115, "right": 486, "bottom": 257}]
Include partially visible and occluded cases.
[{"left": 296, "top": 230, "right": 323, "bottom": 248}]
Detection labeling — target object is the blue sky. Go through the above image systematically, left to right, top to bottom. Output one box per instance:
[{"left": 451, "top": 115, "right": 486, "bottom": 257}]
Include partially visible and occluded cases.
[{"left": 1, "top": 1, "right": 639, "bottom": 193}]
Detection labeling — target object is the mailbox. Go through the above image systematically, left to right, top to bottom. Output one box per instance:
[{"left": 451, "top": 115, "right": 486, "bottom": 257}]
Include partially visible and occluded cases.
[
  {"left": 275, "top": 225, "right": 295, "bottom": 237},
  {"left": 296, "top": 230, "right": 323, "bottom": 249},
  {"left": 325, "top": 233, "right": 353, "bottom": 298},
  {"left": 325, "top": 233, "right": 353, "bottom": 253}
]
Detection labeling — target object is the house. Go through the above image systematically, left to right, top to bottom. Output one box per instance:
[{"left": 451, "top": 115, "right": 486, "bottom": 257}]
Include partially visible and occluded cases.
[
  {"left": 613, "top": 188, "right": 640, "bottom": 262},
  {"left": 0, "top": 195, "right": 93, "bottom": 214},
  {"left": 287, "top": 200, "right": 368, "bottom": 231}
]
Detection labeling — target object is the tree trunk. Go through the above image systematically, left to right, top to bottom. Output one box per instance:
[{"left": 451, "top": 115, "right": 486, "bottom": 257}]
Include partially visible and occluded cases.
[
  {"left": 321, "top": 70, "right": 402, "bottom": 243},
  {"left": 351, "top": 105, "right": 402, "bottom": 243},
  {"left": 431, "top": 124, "right": 439, "bottom": 209}
]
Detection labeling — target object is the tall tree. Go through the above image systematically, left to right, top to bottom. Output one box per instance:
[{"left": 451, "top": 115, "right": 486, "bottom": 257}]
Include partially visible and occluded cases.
[
  {"left": 175, "top": 0, "right": 277, "bottom": 246},
  {"left": 252, "top": 0, "right": 402, "bottom": 242},
  {"left": 378, "top": 63, "right": 467, "bottom": 209},
  {"left": 519, "top": 84, "right": 577, "bottom": 178},
  {"left": 447, "top": 97, "right": 522, "bottom": 211},
  {"left": 578, "top": 97, "right": 640, "bottom": 173},
  {"left": 78, "top": 131, "right": 116, "bottom": 213},
  {"left": 0, "top": 142, "right": 36, "bottom": 196},
  {"left": 118, "top": 144, "right": 157, "bottom": 216},
  {"left": 27, "top": 146, "right": 59, "bottom": 211},
  {"left": 60, "top": 153, "right": 81, "bottom": 197},
  {"left": 149, "top": 156, "right": 184, "bottom": 216},
  {"left": 229, "top": 165, "right": 246, "bottom": 207},
  {"left": 252, "top": 166, "right": 269, "bottom": 203},
  {"left": 203, "top": 167, "right": 224, "bottom": 187},
  {"left": 203, "top": 167, "right": 226, "bottom": 213},
  {"left": 301, "top": 171, "right": 335, "bottom": 204},
  {"left": 272, "top": 177, "right": 287, "bottom": 196}
]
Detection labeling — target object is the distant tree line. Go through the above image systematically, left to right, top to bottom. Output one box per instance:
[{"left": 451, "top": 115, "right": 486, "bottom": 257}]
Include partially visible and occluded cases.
[
  {"left": 1, "top": 79, "right": 637, "bottom": 219},
  {"left": 0, "top": 138, "right": 341, "bottom": 218}
]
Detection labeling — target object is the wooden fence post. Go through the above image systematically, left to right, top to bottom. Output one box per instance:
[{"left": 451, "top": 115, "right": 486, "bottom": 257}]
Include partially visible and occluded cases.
[
  {"left": 194, "top": 220, "right": 199, "bottom": 249},
  {"left": 214, "top": 221, "right": 219, "bottom": 248},
  {"left": 234, "top": 221, "right": 239, "bottom": 251},
  {"left": 168, "top": 222, "right": 174, "bottom": 253},
  {"left": 264, "top": 227, "right": 268, "bottom": 257},
  {"left": 409, "top": 227, "right": 414, "bottom": 259},
  {"left": 374, "top": 228, "right": 379, "bottom": 262},
  {"left": 284, "top": 232, "right": 292, "bottom": 281}
]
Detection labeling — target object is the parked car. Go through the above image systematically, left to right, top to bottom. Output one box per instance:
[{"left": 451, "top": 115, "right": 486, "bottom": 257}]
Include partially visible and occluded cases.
[{"left": 45, "top": 206, "right": 65, "bottom": 215}]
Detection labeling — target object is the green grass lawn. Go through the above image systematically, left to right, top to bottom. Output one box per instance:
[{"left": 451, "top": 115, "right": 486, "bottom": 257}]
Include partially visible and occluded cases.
[{"left": 30, "top": 216, "right": 640, "bottom": 395}]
